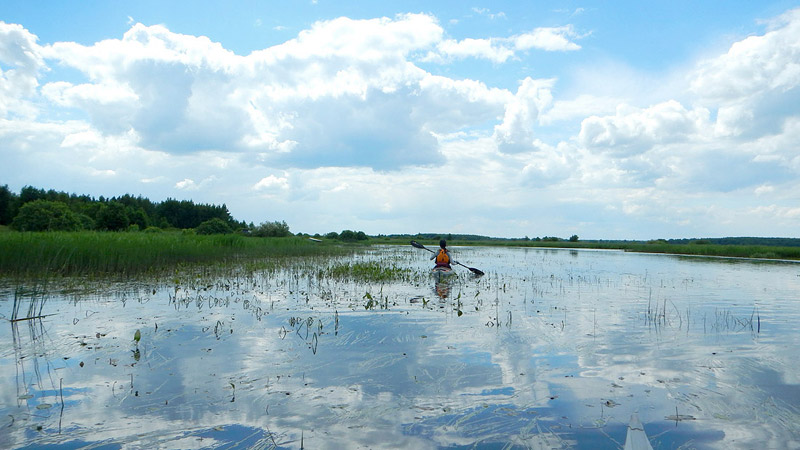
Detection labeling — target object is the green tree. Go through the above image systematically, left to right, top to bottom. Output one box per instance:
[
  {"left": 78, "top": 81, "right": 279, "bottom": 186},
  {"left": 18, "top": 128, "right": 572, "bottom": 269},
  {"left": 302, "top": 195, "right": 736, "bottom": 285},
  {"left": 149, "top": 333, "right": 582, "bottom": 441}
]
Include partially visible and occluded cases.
[
  {"left": 0, "top": 184, "right": 17, "bottom": 225},
  {"left": 19, "top": 186, "right": 46, "bottom": 205},
  {"left": 156, "top": 198, "right": 234, "bottom": 229},
  {"left": 155, "top": 199, "right": 193, "bottom": 228},
  {"left": 11, "top": 200, "right": 83, "bottom": 231},
  {"left": 96, "top": 201, "right": 130, "bottom": 231},
  {"left": 127, "top": 206, "right": 150, "bottom": 229},
  {"left": 76, "top": 213, "right": 95, "bottom": 230},
  {"left": 157, "top": 217, "right": 170, "bottom": 229},
  {"left": 196, "top": 218, "right": 233, "bottom": 235},
  {"left": 252, "top": 220, "right": 291, "bottom": 237},
  {"left": 333, "top": 230, "right": 368, "bottom": 241},
  {"left": 339, "top": 230, "right": 357, "bottom": 241},
  {"left": 569, "top": 235, "right": 579, "bottom": 242}
]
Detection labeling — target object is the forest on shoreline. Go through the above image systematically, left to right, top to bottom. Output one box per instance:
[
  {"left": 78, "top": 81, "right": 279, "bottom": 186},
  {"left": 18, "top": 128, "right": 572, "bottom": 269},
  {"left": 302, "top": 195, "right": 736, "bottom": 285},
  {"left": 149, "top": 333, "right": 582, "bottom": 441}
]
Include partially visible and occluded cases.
[
  {"left": 0, "top": 184, "right": 377, "bottom": 240},
  {"left": 2, "top": 185, "right": 799, "bottom": 278}
]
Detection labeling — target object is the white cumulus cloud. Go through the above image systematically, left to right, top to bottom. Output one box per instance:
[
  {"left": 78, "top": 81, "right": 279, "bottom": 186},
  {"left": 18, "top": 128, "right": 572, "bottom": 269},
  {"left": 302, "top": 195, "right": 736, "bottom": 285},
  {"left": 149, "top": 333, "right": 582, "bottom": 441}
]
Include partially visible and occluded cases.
[
  {"left": 2, "top": 7, "right": 800, "bottom": 238},
  {"left": 690, "top": 8, "right": 800, "bottom": 139},
  {"left": 0, "top": 21, "right": 46, "bottom": 119},
  {"left": 423, "top": 25, "right": 581, "bottom": 63},
  {"left": 513, "top": 26, "right": 582, "bottom": 52},
  {"left": 494, "top": 78, "right": 555, "bottom": 153},
  {"left": 578, "top": 100, "right": 711, "bottom": 156},
  {"left": 253, "top": 174, "right": 289, "bottom": 191}
]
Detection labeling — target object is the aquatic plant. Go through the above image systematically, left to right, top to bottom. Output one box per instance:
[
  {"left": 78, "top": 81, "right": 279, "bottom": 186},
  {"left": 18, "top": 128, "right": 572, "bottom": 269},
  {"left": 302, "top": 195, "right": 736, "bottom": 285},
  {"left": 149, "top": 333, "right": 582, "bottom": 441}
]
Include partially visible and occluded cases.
[
  {"left": 0, "top": 232, "right": 352, "bottom": 278},
  {"left": 323, "top": 261, "right": 411, "bottom": 283},
  {"left": 10, "top": 282, "right": 49, "bottom": 322}
]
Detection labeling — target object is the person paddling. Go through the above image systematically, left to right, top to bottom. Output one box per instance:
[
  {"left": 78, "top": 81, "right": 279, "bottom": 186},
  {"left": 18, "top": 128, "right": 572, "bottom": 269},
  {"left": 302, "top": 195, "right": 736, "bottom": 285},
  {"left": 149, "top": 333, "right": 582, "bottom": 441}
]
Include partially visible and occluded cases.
[
  {"left": 410, "top": 239, "right": 484, "bottom": 276},
  {"left": 431, "top": 239, "right": 456, "bottom": 268}
]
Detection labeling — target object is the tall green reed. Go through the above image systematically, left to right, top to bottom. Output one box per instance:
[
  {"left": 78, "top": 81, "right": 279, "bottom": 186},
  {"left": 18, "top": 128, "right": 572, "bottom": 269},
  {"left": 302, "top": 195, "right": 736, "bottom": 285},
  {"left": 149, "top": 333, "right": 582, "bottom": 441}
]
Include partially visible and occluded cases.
[{"left": 0, "top": 231, "right": 350, "bottom": 278}]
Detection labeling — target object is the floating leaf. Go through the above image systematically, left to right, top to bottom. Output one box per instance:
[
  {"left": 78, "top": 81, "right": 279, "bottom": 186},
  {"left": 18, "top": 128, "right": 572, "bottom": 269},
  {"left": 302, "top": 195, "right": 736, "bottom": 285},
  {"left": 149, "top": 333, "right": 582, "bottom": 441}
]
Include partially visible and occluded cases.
[
  {"left": 134, "top": 329, "right": 141, "bottom": 343},
  {"left": 36, "top": 403, "right": 52, "bottom": 410},
  {"left": 666, "top": 414, "right": 696, "bottom": 421}
]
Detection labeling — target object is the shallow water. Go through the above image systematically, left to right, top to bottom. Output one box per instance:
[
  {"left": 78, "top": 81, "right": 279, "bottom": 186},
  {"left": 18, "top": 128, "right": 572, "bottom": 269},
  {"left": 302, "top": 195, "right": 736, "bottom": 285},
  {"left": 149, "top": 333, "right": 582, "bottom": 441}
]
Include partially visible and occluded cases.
[{"left": 1, "top": 246, "right": 799, "bottom": 449}]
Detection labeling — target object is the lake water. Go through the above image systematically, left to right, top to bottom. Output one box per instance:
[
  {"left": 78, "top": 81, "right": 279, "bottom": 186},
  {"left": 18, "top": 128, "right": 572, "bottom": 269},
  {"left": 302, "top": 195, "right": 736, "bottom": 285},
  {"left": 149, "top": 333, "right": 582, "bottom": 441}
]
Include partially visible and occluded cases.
[{"left": 2, "top": 246, "right": 799, "bottom": 449}]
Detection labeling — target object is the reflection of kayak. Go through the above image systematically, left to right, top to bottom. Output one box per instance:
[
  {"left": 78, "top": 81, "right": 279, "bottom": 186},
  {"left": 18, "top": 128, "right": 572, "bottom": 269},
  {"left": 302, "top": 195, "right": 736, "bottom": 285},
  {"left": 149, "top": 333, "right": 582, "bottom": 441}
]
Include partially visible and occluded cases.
[
  {"left": 431, "top": 266, "right": 456, "bottom": 282},
  {"left": 624, "top": 413, "right": 653, "bottom": 450}
]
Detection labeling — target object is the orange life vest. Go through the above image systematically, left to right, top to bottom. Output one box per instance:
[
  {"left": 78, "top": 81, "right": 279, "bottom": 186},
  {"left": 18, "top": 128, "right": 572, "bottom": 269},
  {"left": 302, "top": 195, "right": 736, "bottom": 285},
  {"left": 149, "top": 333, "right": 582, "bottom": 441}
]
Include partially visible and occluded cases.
[{"left": 435, "top": 249, "right": 450, "bottom": 266}]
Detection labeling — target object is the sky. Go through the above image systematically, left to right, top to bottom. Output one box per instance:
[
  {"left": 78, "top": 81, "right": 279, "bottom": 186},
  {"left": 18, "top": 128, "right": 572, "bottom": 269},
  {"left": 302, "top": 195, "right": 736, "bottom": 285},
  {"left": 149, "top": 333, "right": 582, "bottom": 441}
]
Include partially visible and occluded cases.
[{"left": 1, "top": 1, "right": 800, "bottom": 240}]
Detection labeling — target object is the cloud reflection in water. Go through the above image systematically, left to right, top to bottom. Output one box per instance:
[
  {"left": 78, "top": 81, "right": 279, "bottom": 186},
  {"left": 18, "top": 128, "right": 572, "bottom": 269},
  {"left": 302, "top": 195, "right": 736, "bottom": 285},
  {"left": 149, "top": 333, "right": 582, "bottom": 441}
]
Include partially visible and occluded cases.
[{"left": 1, "top": 246, "right": 799, "bottom": 449}]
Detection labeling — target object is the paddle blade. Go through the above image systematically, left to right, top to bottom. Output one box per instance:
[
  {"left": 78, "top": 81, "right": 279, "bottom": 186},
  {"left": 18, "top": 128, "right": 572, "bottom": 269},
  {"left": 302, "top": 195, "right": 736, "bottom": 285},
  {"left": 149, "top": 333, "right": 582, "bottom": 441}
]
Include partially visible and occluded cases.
[
  {"left": 410, "top": 240, "right": 427, "bottom": 250},
  {"left": 455, "top": 261, "right": 484, "bottom": 276},
  {"left": 468, "top": 267, "right": 485, "bottom": 276}
]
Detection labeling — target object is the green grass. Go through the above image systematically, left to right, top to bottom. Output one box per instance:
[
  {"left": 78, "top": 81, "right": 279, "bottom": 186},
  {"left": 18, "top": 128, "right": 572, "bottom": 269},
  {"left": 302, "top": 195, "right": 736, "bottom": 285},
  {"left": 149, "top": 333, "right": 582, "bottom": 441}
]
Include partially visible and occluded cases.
[{"left": 0, "top": 231, "right": 350, "bottom": 277}]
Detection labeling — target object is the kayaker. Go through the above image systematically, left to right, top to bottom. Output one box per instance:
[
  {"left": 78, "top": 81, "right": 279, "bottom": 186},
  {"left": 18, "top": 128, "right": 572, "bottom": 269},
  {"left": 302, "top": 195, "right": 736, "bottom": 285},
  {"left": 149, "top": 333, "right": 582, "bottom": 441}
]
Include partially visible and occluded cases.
[{"left": 431, "top": 239, "right": 456, "bottom": 268}]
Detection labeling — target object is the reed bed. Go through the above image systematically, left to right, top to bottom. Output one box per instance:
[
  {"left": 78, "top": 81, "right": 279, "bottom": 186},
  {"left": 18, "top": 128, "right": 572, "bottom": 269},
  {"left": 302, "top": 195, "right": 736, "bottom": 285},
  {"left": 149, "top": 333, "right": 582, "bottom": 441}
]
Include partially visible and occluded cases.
[
  {"left": 0, "top": 231, "right": 349, "bottom": 278},
  {"left": 625, "top": 242, "right": 800, "bottom": 260},
  {"left": 323, "top": 261, "right": 414, "bottom": 283}
]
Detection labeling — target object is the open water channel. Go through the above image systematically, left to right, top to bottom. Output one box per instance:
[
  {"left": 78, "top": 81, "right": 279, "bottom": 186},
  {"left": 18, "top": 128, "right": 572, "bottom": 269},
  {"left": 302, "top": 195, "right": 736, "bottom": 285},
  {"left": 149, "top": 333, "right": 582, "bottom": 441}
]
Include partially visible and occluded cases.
[{"left": 1, "top": 246, "right": 799, "bottom": 449}]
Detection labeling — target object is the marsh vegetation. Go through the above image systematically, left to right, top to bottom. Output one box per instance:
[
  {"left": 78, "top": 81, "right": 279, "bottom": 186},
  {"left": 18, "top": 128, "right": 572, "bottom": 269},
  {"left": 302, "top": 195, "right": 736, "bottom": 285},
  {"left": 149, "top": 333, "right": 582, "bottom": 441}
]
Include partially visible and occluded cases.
[{"left": 0, "top": 232, "right": 352, "bottom": 277}]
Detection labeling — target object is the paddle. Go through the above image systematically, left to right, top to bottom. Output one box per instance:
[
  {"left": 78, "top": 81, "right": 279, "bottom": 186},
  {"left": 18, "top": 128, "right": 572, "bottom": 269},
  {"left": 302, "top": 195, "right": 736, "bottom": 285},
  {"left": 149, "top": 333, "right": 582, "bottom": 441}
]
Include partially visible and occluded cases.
[{"left": 410, "top": 241, "right": 484, "bottom": 276}]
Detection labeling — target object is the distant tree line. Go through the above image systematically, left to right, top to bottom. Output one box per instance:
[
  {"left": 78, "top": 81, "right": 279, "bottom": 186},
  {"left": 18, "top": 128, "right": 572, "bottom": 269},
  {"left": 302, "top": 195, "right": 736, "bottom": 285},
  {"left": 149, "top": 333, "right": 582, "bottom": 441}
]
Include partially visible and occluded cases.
[
  {"left": 0, "top": 185, "right": 248, "bottom": 233},
  {"left": 0, "top": 185, "right": 376, "bottom": 241},
  {"left": 321, "top": 230, "right": 368, "bottom": 242},
  {"left": 384, "top": 233, "right": 578, "bottom": 242},
  {"left": 392, "top": 233, "right": 800, "bottom": 248},
  {"left": 662, "top": 237, "right": 800, "bottom": 247}
]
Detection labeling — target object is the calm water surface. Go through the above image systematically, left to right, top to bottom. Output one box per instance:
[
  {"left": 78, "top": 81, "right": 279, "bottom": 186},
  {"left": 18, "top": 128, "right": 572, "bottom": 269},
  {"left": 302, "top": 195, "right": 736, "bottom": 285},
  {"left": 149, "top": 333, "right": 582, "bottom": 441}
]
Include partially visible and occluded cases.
[{"left": 1, "top": 246, "right": 799, "bottom": 449}]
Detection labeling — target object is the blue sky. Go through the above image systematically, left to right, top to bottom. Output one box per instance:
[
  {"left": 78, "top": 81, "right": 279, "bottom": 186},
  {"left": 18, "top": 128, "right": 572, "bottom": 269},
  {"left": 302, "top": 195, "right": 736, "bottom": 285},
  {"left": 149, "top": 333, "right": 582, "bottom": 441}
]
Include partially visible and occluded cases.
[{"left": 2, "top": 1, "right": 800, "bottom": 239}]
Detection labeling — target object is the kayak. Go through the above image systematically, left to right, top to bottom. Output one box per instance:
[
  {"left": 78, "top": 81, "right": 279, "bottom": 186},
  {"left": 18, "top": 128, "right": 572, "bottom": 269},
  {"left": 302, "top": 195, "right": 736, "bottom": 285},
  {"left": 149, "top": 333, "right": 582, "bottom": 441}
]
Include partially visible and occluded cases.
[
  {"left": 431, "top": 266, "right": 456, "bottom": 282},
  {"left": 624, "top": 413, "right": 653, "bottom": 450}
]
